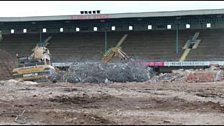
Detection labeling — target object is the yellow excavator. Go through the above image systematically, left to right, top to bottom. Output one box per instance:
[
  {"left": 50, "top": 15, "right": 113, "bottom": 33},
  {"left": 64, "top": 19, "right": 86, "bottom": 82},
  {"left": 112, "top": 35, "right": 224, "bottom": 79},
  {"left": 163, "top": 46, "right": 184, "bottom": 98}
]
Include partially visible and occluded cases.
[
  {"left": 179, "top": 32, "right": 201, "bottom": 61},
  {"left": 102, "top": 34, "right": 130, "bottom": 63},
  {"left": 12, "top": 36, "right": 57, "bottom": 82}
]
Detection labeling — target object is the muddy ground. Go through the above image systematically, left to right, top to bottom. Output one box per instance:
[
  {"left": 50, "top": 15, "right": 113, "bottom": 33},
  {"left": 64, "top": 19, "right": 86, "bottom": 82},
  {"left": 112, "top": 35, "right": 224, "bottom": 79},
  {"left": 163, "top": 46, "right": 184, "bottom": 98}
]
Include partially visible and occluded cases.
[{"left": 0, "top": 80, "right": 224, "bottom": 125}]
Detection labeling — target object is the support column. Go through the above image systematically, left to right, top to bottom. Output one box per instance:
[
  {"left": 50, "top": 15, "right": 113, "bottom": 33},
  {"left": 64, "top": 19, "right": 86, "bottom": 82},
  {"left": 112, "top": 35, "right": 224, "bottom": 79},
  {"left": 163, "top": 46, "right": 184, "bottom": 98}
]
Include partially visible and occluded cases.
[
  {"left": 176, "top": 24, "right": 179, "bottom": 54},
  {"left": 39, "top": 29, "right": 42, "bottom": 44},
  {"left": 0, "top": 31, "right": 2, "bottom": 41},
  {"left": 104, "top": 31, "right": 107, "bottom": 53}
]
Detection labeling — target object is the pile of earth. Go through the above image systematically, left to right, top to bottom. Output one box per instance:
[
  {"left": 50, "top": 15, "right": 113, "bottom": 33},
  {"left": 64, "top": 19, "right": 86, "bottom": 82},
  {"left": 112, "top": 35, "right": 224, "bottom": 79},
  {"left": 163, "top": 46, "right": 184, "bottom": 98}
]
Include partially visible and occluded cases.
[{"left": 0, "top": 49, "right": 17, "bottom": 80}]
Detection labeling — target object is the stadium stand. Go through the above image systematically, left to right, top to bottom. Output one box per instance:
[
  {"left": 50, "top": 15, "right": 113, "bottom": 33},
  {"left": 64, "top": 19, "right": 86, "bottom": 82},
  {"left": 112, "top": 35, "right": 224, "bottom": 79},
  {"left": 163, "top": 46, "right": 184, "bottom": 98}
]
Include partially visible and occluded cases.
[
  {"left": 1, "top": 9, "right": 224, "bottom": 64},
  {"left": 1, "top": 29, "right": 224, "bottom": 62}
]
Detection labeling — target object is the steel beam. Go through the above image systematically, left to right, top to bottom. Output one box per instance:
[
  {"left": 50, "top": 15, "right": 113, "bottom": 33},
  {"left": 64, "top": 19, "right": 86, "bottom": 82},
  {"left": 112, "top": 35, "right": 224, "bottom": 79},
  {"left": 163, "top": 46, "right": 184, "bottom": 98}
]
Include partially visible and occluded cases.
[
  {"left": 176, "top": 24, "right": 179, "bottom": 54},
  {"left": 104, "top": 31, "right": 107, "bottom": 53}
]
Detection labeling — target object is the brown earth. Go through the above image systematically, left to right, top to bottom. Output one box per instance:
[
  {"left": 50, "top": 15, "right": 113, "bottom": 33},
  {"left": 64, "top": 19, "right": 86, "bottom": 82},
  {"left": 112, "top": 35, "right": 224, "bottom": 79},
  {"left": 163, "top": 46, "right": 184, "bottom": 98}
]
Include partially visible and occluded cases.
[
  {"left": 0, "top": 49, "right": 17, "bottom": 80},
  {"left": 0, "top": 80, "right": 224, "bottom": 125}
]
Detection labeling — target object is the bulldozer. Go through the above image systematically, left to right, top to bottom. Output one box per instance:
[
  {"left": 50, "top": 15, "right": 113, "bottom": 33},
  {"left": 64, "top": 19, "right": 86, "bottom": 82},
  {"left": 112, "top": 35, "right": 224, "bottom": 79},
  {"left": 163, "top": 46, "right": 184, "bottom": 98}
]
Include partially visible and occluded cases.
[
  {"left": 102, "top": 34, "right": 130, "bottom": 63},
  {"left": 12, "top": 36, "right": 57, "bottom": 82}
]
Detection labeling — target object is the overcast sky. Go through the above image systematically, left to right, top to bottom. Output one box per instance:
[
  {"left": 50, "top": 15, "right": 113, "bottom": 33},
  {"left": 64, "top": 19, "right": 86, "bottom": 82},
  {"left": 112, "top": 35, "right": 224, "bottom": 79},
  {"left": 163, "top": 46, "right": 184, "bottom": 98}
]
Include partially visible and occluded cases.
[{"left": 0, "top": 1, "right": 223, "bottom": 17}]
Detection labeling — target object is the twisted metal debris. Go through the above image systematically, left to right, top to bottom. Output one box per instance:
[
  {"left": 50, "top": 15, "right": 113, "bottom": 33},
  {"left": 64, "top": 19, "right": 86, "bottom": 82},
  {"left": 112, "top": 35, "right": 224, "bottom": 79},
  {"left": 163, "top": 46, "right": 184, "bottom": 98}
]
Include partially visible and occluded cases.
[{"left": 61, "top": 62, "right": 152, "bottom": 83}]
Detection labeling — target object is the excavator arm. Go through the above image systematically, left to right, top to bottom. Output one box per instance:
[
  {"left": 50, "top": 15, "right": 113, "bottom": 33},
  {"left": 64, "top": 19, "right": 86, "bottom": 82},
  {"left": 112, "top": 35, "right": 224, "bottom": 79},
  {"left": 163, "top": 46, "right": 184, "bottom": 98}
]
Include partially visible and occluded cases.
[
  {"left": 179, "top": 32, "right": 201, "bottom": 61},
  {"left": 102, "top": 34, "right": 129, "bottom": 63},
  {"left": 30, "top": 36, "right": 52, "bottom": 62},
  {"left": 102, "top": 47, "right": 129, "bottom": 63}
]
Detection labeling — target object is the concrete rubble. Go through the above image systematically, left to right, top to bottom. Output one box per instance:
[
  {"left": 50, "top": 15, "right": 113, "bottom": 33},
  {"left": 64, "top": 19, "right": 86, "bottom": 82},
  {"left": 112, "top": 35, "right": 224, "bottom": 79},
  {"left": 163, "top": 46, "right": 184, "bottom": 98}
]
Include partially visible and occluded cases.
[
  {"left": 0, "top": 58, "right": 223, "bottom": 84},
  {"left": 61, "top": 62, "right": 152, "bottom": 83},
  {"left": 42, "top": 63, "right": 224, "bottom": 84},
  {"left": 149, "top": 65, "right": 224, "bottom": 83},
  {"left": 186, "top": 66, "right": 223, "bottom": 83},
  {"left": 148, "top": 69, "right": 186, "bottom": 83}
]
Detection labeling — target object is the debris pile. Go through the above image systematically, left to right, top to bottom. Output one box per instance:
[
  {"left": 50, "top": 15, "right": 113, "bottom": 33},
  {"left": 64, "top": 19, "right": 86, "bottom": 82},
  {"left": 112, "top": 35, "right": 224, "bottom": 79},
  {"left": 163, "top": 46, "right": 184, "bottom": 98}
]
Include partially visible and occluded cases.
[
  {"left": 0, "top": 49, "right": 17, "bottom": 80},
  {"left": 56, "top": 62, "right": 224, "bottom": 84},
  {"left": 62, "top": 62, "right": 151, "bottom": 83},
  {"left": 149, "top": 66, "right": 224, "bottom": 83},
  {"left": 186, "top": 66, "right": 223, "bottom": 83},
  {"left": 149, "top": 69, "right": 186, "bottom": 83}
]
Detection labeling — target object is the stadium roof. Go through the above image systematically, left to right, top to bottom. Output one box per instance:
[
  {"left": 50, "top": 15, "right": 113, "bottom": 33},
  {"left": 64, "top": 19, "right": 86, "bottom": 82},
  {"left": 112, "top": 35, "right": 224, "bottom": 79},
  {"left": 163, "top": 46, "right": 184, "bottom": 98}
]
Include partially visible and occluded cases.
[{"left": 1, "top": 8, "right": 224, "bottom": 22}]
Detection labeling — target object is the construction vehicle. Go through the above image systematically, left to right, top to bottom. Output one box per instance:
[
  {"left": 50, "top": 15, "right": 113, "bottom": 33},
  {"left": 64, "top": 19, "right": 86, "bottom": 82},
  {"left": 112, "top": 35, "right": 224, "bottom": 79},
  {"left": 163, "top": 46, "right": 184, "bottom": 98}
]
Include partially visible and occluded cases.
[
  {"left": 179, "top": 32, "right": 201, "bottom": 61},
  {"left": 102, "top": 34, "right": 130, "bottom": 63},
  {"left": 12, "top": 36, "right": 57, "bottom": 82}
]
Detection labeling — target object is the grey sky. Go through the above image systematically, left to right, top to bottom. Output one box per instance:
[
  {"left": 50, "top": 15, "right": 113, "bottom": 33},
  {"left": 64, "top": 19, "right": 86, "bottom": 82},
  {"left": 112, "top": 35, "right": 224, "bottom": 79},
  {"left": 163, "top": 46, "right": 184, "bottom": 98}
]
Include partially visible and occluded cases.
[{"left": 0, "top": 1, "right": 224, "bottom": 17}]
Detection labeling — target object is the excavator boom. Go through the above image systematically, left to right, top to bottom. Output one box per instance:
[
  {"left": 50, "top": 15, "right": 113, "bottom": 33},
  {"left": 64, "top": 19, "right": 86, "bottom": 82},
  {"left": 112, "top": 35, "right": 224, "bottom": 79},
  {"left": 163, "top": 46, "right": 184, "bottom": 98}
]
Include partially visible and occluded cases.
[
  {"left": 179, "top": 32, "right": 201, "bottom": 61},
  {"left": 102, "top": 34, "right": 129, "bottom": 63},
  {"left": 116, "top": 34, "right": 128, "bottom": 47}
]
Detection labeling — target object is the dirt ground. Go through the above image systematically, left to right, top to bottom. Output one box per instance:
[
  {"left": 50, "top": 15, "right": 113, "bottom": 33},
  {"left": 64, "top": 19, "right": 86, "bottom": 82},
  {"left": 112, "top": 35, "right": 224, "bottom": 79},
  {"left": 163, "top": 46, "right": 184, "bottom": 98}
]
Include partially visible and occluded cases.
[
  {"left": 0, "top": 49, "right": 17, "bottom": 80},
  {"left": 0, "top": 80, "right": 224, "bottom": 125}
]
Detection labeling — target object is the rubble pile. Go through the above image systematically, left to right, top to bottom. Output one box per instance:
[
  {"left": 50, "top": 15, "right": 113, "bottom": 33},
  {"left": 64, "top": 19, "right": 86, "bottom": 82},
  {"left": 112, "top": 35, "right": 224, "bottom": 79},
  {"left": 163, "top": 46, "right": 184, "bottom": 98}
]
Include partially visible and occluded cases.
[
  {"left": 57, "top": 62, "right": 224, "bottom": 84},
  {"left": 62, "top": 62, "right": 151, "bottom": 83},
  {"left": 149, "top": 66, "right": 224, "bottom": 83},
  {"left": 186, "top": 66, "right": 223, "bottom": 83},
  {"left": 149, "top": 69, "right": 186, "bottom": 83}
]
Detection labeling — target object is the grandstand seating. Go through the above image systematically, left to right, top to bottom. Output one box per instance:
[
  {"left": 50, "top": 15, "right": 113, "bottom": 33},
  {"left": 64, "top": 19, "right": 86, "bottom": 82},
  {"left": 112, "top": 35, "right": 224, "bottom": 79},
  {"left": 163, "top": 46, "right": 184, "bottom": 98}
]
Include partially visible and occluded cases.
[{"left": 1, "top": 29, "right": 224, "bottom": 62}]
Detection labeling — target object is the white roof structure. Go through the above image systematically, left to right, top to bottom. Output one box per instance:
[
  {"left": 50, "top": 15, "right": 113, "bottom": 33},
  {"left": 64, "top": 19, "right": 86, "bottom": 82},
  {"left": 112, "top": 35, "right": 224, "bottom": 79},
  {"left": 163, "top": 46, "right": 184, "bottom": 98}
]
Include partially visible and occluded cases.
[{"left": 0, "top": 9, "right": 224, "bottom": 22}]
